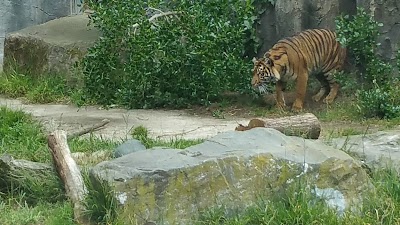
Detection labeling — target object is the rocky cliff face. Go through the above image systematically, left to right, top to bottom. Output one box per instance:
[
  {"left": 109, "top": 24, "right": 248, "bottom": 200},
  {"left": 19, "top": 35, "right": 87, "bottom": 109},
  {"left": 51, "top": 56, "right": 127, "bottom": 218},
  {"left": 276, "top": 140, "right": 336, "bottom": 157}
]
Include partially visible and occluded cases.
[
  {"left": 257, "top": 0, "right": 399, "bottom": 63},
  {"left": 358, "top": 0, "right": 400, "bottom": 62}
]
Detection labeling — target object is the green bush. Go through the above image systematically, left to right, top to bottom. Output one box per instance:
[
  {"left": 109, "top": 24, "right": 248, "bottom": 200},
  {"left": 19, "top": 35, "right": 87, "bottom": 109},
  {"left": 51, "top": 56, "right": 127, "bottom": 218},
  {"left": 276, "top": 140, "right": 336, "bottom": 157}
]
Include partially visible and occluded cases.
[
  {"left": 82, "top": 0, "right": 260, "bottom": 109},
  {"left": 335, "top": 7, "right": 384, "bottom": 84},
  {"left": 336, "top": 7, "right": 400, "bottom": 119},
  {"left": 397, "top": 49, "right": 400, "bottom": 71},
  {"left": 356, "top": 81, "right": 400, "bottom": 119}
]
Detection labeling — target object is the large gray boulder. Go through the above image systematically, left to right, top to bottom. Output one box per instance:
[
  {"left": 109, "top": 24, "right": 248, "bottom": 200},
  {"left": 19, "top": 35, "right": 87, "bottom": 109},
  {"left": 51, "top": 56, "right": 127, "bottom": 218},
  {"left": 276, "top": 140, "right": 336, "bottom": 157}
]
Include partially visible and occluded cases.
[
  {"left": 0, "top": 0, "right": 77, "bottom": 71},
  {"left": 3, "top": 14, "right": 99, "bottom": 81},
  {"left": 90, "top": 128, "right": 371, "bottom": 225}
]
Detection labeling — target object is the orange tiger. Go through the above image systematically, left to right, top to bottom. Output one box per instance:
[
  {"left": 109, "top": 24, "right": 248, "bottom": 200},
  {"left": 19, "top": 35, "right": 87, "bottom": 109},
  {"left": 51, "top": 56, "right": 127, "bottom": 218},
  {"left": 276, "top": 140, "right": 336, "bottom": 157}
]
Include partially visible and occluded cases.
[{"left": 251, "top": 28, "right": 347, "bottom": 112}]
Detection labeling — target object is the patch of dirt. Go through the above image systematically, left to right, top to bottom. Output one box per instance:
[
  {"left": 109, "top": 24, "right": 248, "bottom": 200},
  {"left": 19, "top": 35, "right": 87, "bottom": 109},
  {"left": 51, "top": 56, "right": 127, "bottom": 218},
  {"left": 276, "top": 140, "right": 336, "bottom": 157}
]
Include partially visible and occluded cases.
[
  {"left": 1, "top": 91, "right": 394, "bottom": 142},
  {"left": 184, "top": 91, "right": 390, "bottom": 139},
  {"left": 186, "top": 91, "right": 338, "bottom": 117}
]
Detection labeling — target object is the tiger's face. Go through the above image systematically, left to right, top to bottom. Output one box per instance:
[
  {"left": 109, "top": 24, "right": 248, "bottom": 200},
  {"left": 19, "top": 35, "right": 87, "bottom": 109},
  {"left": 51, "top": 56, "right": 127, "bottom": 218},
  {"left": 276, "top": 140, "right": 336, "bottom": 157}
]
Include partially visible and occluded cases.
[{"left": 251, "top": 57, "right": 281, "bottom": 94}]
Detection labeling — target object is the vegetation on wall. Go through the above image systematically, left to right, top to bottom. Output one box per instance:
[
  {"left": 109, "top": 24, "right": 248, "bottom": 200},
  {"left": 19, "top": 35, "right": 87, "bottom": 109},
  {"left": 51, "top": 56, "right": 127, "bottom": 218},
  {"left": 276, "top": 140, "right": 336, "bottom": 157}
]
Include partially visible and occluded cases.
[
  {"left": 81, "top": 0, "right": 273, "bottom": 109},
  {"left": 336, "top": 7, "right": 400, "bottom": 119}
]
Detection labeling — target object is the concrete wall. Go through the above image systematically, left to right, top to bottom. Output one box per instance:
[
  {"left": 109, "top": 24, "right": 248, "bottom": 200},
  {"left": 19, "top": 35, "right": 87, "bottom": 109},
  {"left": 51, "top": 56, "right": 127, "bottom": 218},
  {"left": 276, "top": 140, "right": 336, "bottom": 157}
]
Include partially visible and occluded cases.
[
  {"left": 0, "top": 0, "right": 81, "bottom": 71},
  {"left": 256, "top": 0, "right": 399, "bottom": 64},
  {"left": 256, "top": 0, "right": 358, "bottom": 58},
  {"left": 357, "top": 0, "right": 400, "bottom": 62}
]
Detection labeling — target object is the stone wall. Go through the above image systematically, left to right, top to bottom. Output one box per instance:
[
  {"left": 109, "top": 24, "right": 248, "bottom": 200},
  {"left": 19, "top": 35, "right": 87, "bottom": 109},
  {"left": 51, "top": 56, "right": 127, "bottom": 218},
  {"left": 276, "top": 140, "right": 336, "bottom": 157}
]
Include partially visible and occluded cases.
[
  {"left": 0, "top": 0, "right": 81, "bottom": 71},
  {"left": 256, "top": 0, "right": 399, "bottom": 63},
  {"left": 358, "top": 0, "right": 400, "bottom": 62},
  {"left": 2, "top": 1, "right": 399, "bottom": 75}
]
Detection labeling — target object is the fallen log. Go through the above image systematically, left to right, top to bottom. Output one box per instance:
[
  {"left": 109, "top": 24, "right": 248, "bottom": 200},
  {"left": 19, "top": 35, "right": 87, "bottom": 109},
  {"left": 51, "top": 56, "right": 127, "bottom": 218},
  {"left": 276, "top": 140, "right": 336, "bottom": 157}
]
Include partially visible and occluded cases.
[
  {"left": 235, "top": 113, "right": 321, "bottom": 139},
  {"left": 48, "top": 130, "right": 88, "bottom": 224},
  {"left": 0, "top": 154, "right": 63, "bottom": 204}
]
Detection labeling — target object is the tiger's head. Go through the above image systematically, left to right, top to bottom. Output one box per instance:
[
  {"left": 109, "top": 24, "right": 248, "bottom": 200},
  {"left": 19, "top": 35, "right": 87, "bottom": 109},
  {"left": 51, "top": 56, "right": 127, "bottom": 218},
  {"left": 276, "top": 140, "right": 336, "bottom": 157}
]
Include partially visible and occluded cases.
[{"left": 251, "top": 57, "right": 281, "bottom": 94}]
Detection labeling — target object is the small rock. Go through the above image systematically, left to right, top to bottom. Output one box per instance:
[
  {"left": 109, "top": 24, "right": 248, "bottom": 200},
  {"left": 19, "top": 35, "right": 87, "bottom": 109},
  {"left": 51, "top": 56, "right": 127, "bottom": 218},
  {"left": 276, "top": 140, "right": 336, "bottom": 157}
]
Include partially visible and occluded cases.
[{"left": 113, "top": 139, "right": 146, "bottom": 158}]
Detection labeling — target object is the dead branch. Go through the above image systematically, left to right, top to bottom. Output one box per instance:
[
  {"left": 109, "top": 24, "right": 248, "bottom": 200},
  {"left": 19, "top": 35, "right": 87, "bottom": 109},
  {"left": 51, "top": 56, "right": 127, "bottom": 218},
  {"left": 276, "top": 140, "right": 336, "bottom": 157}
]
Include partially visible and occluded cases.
[
  {"left": 131, "top": 11, "right": 179, "bottom": 32},
  {"left": 68, "top": 119, "right": 110, "bottom": 139},
  {"left": 48, "top": 130, "right": 88, "bottom": 224}
]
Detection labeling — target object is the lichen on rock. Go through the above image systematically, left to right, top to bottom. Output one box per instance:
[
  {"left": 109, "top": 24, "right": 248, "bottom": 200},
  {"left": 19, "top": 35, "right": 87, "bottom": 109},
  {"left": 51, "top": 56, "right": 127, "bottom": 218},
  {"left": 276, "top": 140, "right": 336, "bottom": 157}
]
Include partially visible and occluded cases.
[{"left": 90, "top": 128, "right": 372, "bottom": 224}]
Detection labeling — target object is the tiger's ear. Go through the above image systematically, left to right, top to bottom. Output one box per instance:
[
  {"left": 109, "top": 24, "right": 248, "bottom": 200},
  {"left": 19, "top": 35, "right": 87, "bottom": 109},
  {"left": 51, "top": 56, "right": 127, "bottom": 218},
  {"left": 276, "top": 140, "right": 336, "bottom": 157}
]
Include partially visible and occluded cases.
[
  {"left": 252, "top": 57, "right": 257, "bottom": 65},
  {"left": 265, "top": 58, "right": 274, "bottom": 66}
]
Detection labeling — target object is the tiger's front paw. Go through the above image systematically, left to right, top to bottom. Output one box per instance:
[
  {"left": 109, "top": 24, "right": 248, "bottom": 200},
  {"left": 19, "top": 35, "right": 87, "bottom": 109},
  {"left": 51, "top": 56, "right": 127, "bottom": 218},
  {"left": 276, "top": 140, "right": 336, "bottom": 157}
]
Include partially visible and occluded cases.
[{"left": 291, "top": 100, "right": 303, "bottom": 113}]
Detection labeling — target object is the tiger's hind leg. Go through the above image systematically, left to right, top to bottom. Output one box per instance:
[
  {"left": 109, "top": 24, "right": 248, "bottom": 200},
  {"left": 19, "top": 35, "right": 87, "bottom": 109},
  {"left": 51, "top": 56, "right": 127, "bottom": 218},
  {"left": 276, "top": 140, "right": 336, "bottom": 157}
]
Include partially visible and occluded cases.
[
  {"left": 322, "top": 71, "right": 340, "bottom": 104},
  {"left": 312, "top": 72, "right": 330, "bottom": 102}
]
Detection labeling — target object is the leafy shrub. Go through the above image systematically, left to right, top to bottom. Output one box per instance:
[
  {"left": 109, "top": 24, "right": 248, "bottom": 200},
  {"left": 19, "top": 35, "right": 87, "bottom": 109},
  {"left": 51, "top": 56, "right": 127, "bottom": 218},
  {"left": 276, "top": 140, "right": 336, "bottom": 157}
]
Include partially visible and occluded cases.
[
  {"left": 82, "top": 0, "right": 260, "bottom": 109},
  {"left": 335, "top": 7, "right": 384, "bottom": 84},
  {"left": 336, "top": 8, "right": 400, "bottom": 119},
  {"left": 364, "top": 57, "right": 394, "bottom": 85},
  {"left": 356, "top": 81, "right": 400, "bottom": 119}
]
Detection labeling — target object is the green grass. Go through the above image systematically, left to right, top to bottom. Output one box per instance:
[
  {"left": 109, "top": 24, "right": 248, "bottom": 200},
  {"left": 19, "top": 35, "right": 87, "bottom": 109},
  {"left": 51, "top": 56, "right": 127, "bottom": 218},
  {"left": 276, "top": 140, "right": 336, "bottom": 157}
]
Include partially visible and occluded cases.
[
  {"left": 1, "top": 68, "right": 399, "bottom": 137},
  {"left": 0, "top": 70, "right": 88, "bottom": 106},
  {"left": 3, "top": 70, "right": 400, "bottom": 224},
  {"left": 314, "top": 98, "right": 360, "bottom": 122},
  {"left": 0, "top": 106, "right": 204, "bottom": 225},
  {"left": 0, "top": 106, "right": 48, "bottom": 162},
  {"left": 0, "top": 106, "right": 118, "bottom": 163},
  {"left": 0, "top": 106, "right": 118, "bottom": 224},
  {"left": 131, "top": 125, "right": 204, "bottom": 149},
  {"left": 83, "top": 169, "right": 118, "bottom": 225},
  {"left": 0, "top": 199, "right": 75, "bottom": 225}
]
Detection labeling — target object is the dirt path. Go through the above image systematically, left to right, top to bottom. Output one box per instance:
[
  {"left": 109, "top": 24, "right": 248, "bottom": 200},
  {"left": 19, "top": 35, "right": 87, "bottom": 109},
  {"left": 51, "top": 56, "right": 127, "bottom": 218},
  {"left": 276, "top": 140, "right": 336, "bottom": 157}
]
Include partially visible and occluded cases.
[
  {"left": 0, "top": 96, "right": 386, "bottom": 142},
  {"left": 0, "top": 96, "right": 251, "bottom": 141}
]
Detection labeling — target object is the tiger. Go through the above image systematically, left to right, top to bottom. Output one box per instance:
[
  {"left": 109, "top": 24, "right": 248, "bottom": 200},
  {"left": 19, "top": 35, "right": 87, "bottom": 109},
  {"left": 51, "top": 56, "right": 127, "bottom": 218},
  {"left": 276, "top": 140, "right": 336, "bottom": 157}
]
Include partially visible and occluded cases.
[{"left": 251, "top": 28, "right": 347, "bottom": 112}]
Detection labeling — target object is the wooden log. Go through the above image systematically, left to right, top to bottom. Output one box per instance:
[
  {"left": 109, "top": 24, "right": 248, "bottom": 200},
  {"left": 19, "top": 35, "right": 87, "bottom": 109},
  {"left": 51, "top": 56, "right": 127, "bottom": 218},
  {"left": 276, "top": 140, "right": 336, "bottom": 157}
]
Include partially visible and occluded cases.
[
  {"left": 235, "top": 113, "right": 321, "bottom": 139},
  {"left": 48, "top": 130, "right": 88, "bottom": 224},
  {"left": 0, "top": 154, "right": 63, "bottom": 203}
]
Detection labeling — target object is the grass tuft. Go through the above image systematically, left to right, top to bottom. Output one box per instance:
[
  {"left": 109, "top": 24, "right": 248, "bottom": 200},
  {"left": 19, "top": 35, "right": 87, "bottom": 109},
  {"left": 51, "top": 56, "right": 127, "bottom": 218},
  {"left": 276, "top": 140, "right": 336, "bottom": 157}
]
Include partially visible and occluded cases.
[
  {"left": 0, "top": 70, "right": 87, "bottom": 105},
  {"left": 0, "top": 106, "right": 48, "bottom": 162},
  {"left": 131, "top": 125, "right": 204, "bottom": 149},
  {"left": 83, "top": 169, "right": 118, "bottom": 225}
]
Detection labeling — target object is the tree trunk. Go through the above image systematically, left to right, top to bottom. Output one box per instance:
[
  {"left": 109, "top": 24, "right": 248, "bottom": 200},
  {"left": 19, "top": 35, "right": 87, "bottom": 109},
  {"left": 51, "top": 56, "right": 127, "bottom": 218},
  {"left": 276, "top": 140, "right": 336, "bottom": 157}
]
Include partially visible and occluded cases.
[
  {"left": 235, "top": 113, "right": 321, "bottom": 139},
  {"left": 48, "top": 130, "right": 88, "bottom": 224}
]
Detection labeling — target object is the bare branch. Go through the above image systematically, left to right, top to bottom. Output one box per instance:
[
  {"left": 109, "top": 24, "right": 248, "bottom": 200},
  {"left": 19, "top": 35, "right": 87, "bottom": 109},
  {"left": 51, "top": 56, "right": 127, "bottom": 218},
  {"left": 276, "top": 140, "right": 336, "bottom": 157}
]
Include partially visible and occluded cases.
[
  {"left": 131, "top": 11, "right": 180, "bottom": 30},
  {"left": 68, "top": 119, "right": 110, "bottom": 139},
  {"left": 48, "top": 130, "right": 88, "bottom": 224}
]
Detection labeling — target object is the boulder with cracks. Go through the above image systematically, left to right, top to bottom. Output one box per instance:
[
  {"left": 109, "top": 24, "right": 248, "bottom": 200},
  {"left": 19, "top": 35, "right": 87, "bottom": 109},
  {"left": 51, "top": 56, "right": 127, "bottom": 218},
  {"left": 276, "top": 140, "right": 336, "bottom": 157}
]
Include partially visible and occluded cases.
[{"left": 90, "top": 128, "right": 372, "bottom": 225}]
